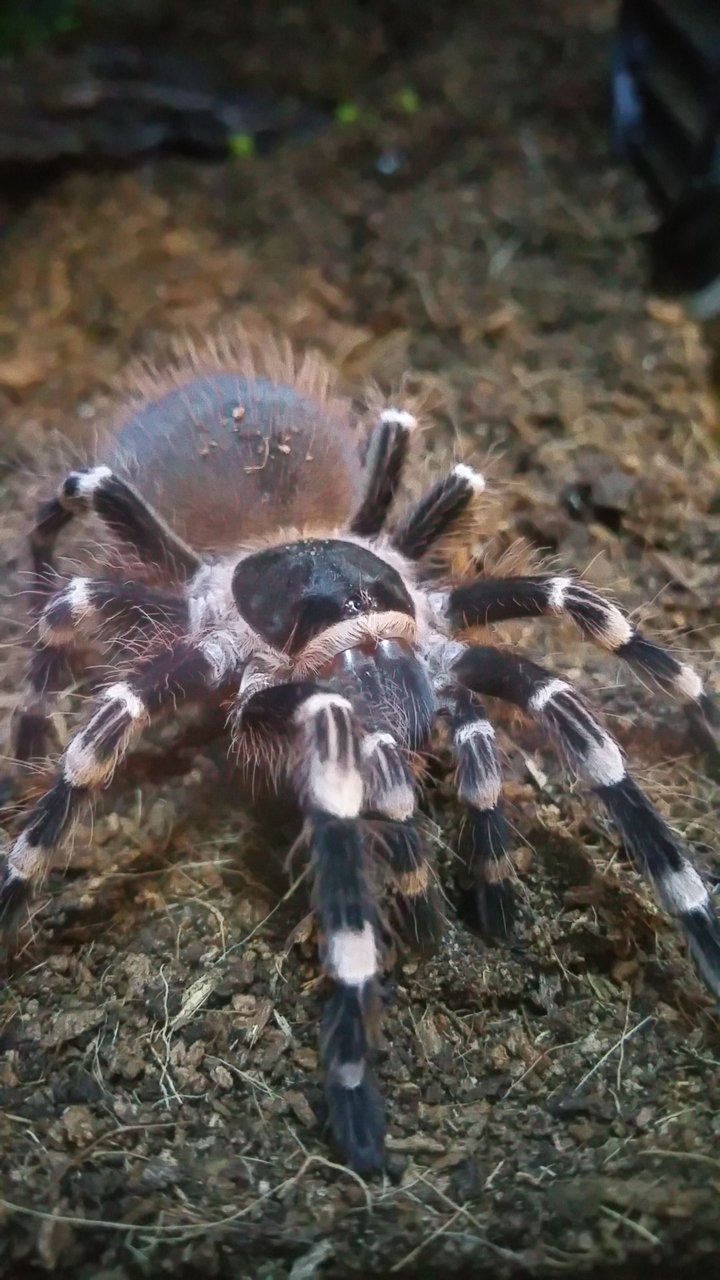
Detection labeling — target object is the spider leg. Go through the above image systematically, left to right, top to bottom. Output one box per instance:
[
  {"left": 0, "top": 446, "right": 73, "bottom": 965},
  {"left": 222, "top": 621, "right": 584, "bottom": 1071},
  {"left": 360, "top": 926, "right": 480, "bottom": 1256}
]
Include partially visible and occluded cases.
[
  {"left": 351, "top": 408, "right": 417, "bottom": 537},
  {"left": 392, "top": 464, "right": 486, "bottom": 561},
  {"left": 30, "top": 467, "right": 201, "bottom": 602},
  {"left": 447, "top": 574, "right": 719, "bottom": 751},
  {"left": 14, "top": 577, "right": 189, "bottom": 764},
  {"left": 0, "top": 632, "right": 241, "bottom": 930},
  {"left": 329, "top": 645, "right": 440, "bottom": 945},
  {"left": 454, "top": 645, "right": 720, "bottom": 998},
  {"left": 14, "top": 647, "right": 77, "bottom": 767},
  {"left": 237, "top": 682, "right": 385, "bottom": 1172},
  {"left": 444, "top": 686, "right": 515, "bottom": 939},
  {"left": 362, "top": 731, "right": 443, "bottom": 952}
]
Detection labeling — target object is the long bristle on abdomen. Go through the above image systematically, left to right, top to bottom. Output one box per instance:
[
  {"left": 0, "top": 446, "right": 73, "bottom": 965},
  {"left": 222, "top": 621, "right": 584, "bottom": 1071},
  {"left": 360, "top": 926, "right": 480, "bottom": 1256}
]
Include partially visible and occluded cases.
[{"left": 104, "top": 336, "right": 367, "bottom": 553}]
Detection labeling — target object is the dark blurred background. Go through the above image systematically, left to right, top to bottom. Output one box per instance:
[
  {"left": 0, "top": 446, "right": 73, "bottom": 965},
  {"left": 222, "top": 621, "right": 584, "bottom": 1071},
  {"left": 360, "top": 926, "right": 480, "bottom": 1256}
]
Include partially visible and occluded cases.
[{"left": 3, "top": 1, "right": 720, "bottom": 318}]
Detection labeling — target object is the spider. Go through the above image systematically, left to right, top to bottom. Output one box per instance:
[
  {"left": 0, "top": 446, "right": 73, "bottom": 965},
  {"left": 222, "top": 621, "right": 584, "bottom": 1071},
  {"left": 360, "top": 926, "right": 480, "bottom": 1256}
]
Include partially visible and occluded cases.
[{"left": 1, "top": 333, "right": 718, "bottom": 1174}]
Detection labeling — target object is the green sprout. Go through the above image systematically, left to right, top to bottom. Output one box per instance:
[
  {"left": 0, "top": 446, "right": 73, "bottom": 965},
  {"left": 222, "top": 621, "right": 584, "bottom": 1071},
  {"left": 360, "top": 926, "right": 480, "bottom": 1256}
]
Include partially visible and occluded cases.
[
  {"left": 0, "top": 0, "right": 81, "bottom": 55},
  {"left": 395, "top": 86, "right": 421, "bottom": 115},
  {"left": 335, "top": 101, "right": 361, "bottom": 127},
  {"left": 228, "top": 132, "right": 256, "bottom": 159}
]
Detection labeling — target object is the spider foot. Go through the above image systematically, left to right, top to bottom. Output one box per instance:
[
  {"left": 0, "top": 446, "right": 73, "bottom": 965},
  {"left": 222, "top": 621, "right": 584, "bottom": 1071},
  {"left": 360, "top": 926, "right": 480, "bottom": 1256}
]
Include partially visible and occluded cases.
[
  {"left": 613, "top": 633, "right": 719, "bottom": 756},
  {"left": 686, "top": 690, "right": 720, "bottom": 757},
  {"left": 13, "top": 709, "right": 53, "bottom": 767},
  {"left": 597, "top": 775, "right": 720, "bottom": 1002},
  {"left": 459, "top": 808, "right": 516, "bottom": 941},
  {"left": 374, "top": 819, "right": 444, "bottom": 954},
  {"left": 0, "top": 860, "right": 31, "bottom": 936},
  {"left": 464, "top": 877, "right": 517, "bottom": 943},
  {"left": 392, "top": 883, "right": 445, "bottom": 955},
  {"left": 682, "top": 905, "right": 720, "bottom": 1000},
  {"left": 322, "top": 985, "right": 386, "bottom": 1173},
  {"left": 325, "top": 1075, "right": 385, "bottom": 1174}
]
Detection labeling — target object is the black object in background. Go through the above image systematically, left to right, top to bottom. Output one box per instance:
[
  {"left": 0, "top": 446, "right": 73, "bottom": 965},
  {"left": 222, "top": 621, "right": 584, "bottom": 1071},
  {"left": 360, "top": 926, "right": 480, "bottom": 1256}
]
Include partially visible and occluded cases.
[{"left": 612, "top": 0, "right": 720, "bottom": 318}]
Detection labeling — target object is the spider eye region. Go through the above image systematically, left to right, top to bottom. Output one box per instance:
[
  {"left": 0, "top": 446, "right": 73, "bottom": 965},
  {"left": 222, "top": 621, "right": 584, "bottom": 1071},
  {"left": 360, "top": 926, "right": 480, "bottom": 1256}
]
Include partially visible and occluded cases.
[{"left": 232, "top": 539, "right": 414, "bottom": 654}]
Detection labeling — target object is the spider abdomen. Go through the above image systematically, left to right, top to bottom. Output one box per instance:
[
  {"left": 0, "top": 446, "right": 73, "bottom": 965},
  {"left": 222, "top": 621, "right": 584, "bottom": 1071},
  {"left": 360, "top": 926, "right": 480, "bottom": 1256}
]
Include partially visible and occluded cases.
[{"left": 106, "top": 358, "right": 365, "bottom": 554}]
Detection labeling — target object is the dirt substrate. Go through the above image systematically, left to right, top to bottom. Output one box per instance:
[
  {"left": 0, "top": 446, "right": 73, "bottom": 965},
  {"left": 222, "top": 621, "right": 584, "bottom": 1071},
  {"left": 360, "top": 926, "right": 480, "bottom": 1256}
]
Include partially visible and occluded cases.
[{"left": 1, "top": 3, "right": 719, "bottom": 1277}]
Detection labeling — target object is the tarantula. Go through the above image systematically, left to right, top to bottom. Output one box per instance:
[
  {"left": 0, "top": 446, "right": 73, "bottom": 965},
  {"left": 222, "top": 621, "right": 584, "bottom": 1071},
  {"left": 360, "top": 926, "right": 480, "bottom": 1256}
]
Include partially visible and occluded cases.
[{"left": 1, "top": 333, "right": 718, "bottom": 1173}]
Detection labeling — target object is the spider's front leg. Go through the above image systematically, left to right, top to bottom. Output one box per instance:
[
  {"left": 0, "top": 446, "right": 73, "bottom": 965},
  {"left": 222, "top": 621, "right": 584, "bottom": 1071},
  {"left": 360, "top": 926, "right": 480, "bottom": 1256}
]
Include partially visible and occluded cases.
[
  {"left": 446, "top": 573, "right": 719, "bottom": 751},
  {"left": 0, "top": 632, "right": 242, "bottom": 929},
  {"left": 455, "top": 645, "right": 720, "bottom": 998},
  {"left": 239, "top": 682, "right": 386, "bottom": 1172}
]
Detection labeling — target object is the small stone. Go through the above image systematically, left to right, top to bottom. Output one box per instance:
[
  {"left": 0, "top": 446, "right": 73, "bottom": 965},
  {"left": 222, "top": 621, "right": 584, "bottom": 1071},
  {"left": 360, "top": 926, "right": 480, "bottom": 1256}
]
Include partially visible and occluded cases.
[
  {"left": 0, "top": 354, "right": 45, "bottom": 391},
  {"left": 122, "top": 953, "right": 155, "bottom": 998},
  {"left": 233, "top": 994, "right": 257, "bottom": 1016},
  {"left": 42, "top": 1008, "right": 104, "bottom": 1048},
  {"left": 417, "top": 1013, "right": 443, "bottom": 1059},
  {"left": 257, "top": 1029, "right": 289, "bottom": 1070},
  {"left": 489, "top": 1044, "right": 510, "bottom": 1070},
  {"left": 294, "top": 1047, "right": 319, "bottom": 1071},
  {"left": 109, "top": 1049, "right": 145, "bottom": 1081},
  {"left": 211, "top": 1063, "right": 234, "bottom": 1090},
  {"left": 284, "top": 1089, "right": 316, "bottom": 1128},
  {"left": 63, "top": 1105, "right": 96, "bottom": 1146},
  {"left": 634, "top": 1106, "right": 655, "bottom": 1129},
  {"left": 568, "top": 1121, "right": 593, "bottom": 1144},
  {"left": 386, "top": 1134, "right": 446, "bottom": 1154},
  {"left": 141, "top": 1154, "right": 180, "bottom": 1188},
  {"left": 37, "top": 1218, "right": 74, "bottom": 1270}
]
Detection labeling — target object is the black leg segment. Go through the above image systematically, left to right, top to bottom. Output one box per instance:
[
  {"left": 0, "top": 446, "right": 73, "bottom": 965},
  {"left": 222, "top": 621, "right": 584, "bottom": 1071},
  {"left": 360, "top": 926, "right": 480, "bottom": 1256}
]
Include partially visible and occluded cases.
[
  {"left": 351, "top": 408, "right": 416, "bottom": 538},
  {"left": 392, "top": 464, "right": 485, "bottom": 561}
]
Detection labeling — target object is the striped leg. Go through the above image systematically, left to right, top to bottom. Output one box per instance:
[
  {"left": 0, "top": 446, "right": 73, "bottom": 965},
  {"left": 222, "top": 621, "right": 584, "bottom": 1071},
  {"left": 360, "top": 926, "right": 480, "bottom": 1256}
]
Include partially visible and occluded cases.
[
  {"left": 351, "top": 409, "right": 417, "bottom": 537},
  {"left": 392, "top": 465, "right": 485, "bottom": 561},
  {"left": 29, "top": 467, "right": 201, "bottom": 596},
  {"left": 30, "top": 498, "right": 73, "bottom": 604},
  {"left": 447, "top": 574, "right": 718, "bottom": 750},
  {"left": 14, "top": 577, "right": 189, "bottom": 764},
  {"left": 0, "top": 633, "right": 241, "bottom": 930},
  {"left": 454, "top": 646, "right": 720, "bottom": 998},
  {"left": 13, "top": 647, "right": 77, "bottom": 766},
  {"left": 237, "top": 683, "right": 385, "bottom": 1171},
  {"left": 448, "top": 687, "right": 515, "bottom": 940},
  {"left": 294, "top": 691, "right": 385, "bottom": 1172},
  {"left": 362, "top": 731, "right": 443, "bottom": 952}
]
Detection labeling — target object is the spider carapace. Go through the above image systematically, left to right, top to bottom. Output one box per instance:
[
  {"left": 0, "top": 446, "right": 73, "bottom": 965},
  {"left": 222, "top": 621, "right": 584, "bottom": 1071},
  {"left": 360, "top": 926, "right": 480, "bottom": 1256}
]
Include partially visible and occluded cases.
[{"left": 2, "top": 333, "right": 719, "bottom": 1173}]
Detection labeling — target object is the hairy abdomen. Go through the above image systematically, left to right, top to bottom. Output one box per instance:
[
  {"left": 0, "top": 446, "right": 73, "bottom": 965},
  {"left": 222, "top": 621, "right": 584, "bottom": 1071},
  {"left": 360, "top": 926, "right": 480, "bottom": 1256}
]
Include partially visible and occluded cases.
[{"left": 104, "top": 342, "right": 365, "bottom": 555}]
